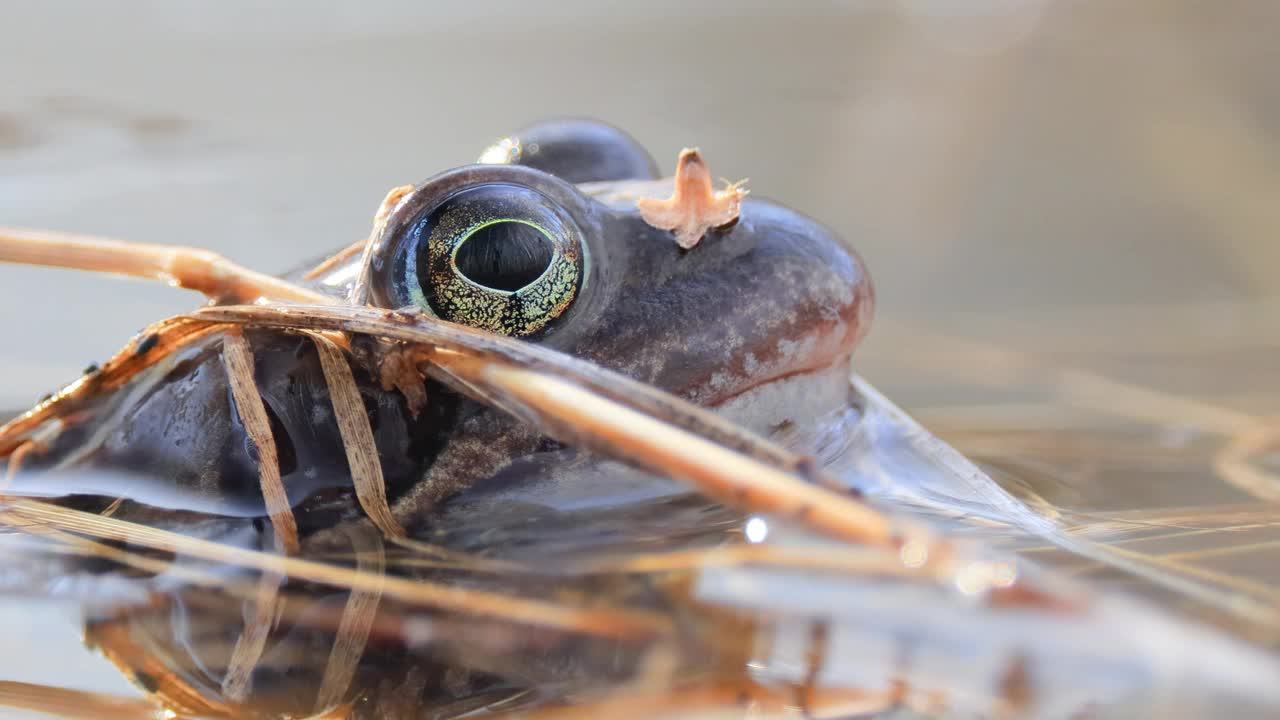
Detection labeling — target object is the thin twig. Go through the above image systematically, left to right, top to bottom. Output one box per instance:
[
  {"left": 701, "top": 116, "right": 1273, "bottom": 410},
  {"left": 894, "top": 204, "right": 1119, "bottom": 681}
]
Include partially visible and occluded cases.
[
  {"left": 0, "top": 226, "right": 333, "bottom": 304},
  {"left": 303, "top": 238, "right": 368, "bottom": 280},
  {"left": 0, "top": 317, "right": 226, "bottom": 455},
  {"left": 221, "top": 328, "right": 301, "bottom": 554},
  {"left": 309, "top": 332, "right": 404, "bottom": 538},
  {"left": 449, "top": 354, "right": 896, "bottom": 548},
  {"left": 0, "top": 498, "right": 670, "bottom": 640},
  {"left": 314, "top": 527, "right": 385, "bottom": 713},
  {"left": 222, "top": 569, "right": 285, "bottom": 702},
  {"left": 0, "top": 681, "right": 160, "bottom": 720}
]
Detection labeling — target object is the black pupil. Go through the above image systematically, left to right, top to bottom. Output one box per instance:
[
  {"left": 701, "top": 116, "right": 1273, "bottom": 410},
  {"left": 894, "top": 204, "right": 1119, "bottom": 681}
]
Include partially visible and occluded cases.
[
  {"left": 450, "top": 220, "right": 555, "bottom": 289},
  {"left": 453, "top": 221, "right": 554, "bottom": 292}
]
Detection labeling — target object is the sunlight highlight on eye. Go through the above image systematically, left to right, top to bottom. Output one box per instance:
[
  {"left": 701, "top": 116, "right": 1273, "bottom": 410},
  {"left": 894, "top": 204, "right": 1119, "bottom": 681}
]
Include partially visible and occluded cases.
[
  {"left": 477, "top": 136, "right": 522, "bottom": 165},
  {"left": 744, "top": 516, "right": 769, "bottom": 544}
]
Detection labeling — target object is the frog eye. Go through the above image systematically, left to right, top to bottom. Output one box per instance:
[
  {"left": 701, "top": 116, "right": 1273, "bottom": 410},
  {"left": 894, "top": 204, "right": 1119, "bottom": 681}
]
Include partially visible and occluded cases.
[{"left": 374, "top": 183, "right": 586, "bottom": 336}]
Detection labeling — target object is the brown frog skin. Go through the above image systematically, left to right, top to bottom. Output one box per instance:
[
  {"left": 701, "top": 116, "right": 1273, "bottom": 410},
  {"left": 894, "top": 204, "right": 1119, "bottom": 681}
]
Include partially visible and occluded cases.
[
  {"left": 13, "top": 118, "right": 873, "bottom": 540},
  {"left": 6, "top": 119, "right": 874, "bottom": 718}
]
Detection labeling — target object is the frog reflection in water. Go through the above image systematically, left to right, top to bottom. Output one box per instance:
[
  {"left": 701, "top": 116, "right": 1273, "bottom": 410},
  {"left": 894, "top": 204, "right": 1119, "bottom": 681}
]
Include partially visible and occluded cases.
[
  {"left": 16, "top": 119, "right": 873, "bottom": 539},
  {"left": 3, "top": 120, "right": 874, "bottom": 716}
]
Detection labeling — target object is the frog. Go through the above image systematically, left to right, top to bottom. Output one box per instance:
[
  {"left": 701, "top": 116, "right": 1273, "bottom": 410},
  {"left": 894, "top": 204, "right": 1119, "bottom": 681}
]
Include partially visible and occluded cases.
[
  {"left": 3, "top": 118, "right": 875, "bottom": 547},
  {"left": 0, "top": 119, "right": 878, "bottom": 716},
  {"left": 9, "top": 119, "right": 1272, "bottom": 720}
]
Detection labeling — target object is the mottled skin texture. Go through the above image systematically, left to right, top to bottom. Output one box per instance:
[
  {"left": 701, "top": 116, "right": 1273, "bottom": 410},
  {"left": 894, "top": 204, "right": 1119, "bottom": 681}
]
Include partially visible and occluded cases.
[
  {"left": 20, "top": 119, "right": 873, "bottom": 540},
  {"left": 563, "top": 195, "right": 870, "bottom": 406}
]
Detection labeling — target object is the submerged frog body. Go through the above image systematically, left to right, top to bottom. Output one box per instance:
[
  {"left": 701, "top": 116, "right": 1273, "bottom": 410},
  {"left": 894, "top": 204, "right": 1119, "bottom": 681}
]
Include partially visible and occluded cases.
[
  {"left": 14, "top": 119, "right": 873, "bottom": 541},
  {"left": 0, "top": 120, "right": 878, "bottom": 718}
]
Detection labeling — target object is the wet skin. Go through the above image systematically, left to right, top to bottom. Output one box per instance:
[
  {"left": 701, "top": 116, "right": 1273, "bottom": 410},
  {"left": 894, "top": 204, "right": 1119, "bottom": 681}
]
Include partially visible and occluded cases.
[{"left": 16, "top": 119, "right": 874, "bottom": 541}]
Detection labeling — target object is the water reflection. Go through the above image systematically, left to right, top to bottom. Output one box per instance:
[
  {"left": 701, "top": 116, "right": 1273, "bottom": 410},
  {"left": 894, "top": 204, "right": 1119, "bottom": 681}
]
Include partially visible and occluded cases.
[{"left": 3, "top": 379, "right": 1278, "bottom": 718}]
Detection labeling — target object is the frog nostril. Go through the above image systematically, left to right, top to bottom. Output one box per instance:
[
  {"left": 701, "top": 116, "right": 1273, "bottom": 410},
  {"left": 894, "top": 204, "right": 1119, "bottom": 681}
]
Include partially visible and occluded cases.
[{"left": 452, "top": 220, "right": 554, "bottom": 292}]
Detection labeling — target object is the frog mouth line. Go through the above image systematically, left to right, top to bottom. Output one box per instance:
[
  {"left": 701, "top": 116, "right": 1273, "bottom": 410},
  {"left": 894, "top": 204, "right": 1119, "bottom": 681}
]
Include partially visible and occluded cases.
[
  {"left": 695, "top": 301, "right": 870, "bottom": 413},
  {"left": 709, "top": 361, "right": 854, "bottom": 412}
]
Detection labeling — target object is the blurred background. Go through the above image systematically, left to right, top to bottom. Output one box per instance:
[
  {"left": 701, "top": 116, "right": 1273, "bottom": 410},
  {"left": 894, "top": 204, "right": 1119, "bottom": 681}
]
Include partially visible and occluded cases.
[
  {"left": 2, "top": 0, "right": 1280, "bottom": 706},
  {"left": 2, "top": 0, "right": 1278, "bottom": 408}
]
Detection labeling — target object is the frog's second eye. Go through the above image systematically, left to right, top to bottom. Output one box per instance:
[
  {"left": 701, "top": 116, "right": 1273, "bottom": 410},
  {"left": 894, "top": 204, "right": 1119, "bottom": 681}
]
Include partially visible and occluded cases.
[{"left": 385, "top": 183, "right": 586, "bottom": 336}]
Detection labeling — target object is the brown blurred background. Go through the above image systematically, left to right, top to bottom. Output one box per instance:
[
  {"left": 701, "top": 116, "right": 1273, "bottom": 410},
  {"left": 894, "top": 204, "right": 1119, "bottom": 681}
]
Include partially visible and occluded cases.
[{"left": 3, "top": 1, "right": 1278, "bottom": 407}]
